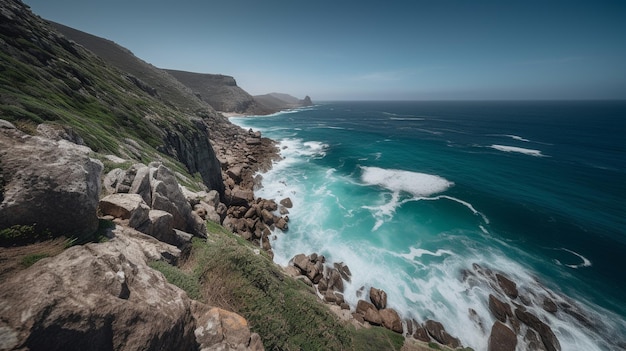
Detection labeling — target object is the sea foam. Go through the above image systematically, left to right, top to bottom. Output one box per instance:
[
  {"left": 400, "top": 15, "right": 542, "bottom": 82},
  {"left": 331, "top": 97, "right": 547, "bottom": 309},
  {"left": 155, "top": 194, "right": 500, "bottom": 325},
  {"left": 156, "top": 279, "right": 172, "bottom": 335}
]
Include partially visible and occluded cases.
[
  {"left": 490, "top": 144, "right": 545, "bottom": 157},
  {"left": 360, "top": 167, "right": 453, "bottom": 197}
]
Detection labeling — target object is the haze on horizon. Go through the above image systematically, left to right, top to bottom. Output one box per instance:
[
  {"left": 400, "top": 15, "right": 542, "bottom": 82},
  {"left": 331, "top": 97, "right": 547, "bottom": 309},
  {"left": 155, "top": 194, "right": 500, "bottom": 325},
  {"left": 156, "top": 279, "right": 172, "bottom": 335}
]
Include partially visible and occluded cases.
[{"left": 25, "top": 0, "right": 626, "bottom": 101}]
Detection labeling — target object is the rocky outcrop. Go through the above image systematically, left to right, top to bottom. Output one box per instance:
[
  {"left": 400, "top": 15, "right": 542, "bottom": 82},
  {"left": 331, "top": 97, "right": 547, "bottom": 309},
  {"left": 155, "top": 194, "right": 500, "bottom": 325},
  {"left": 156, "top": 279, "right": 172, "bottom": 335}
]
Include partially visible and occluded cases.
[
  {"left": 164, "top": 70, "right": 272, "bottom": 115},
  {"left": 253, "top": 93, "right": 312, "bottom": 112},
  {"left": 158, "top": 118, "right": 225, "bottom": 197},
  {"left": 0, "top": 125, "right": 102, "bottom": 239},
  {"left": 100, "top": 163, "right": 210, "bottom": 242},
  {"left": 0, "top": 225, "right": 263, "bottom": 351},
  {"left": 462, "top": 264, "right": 570, "bottom": 351}
]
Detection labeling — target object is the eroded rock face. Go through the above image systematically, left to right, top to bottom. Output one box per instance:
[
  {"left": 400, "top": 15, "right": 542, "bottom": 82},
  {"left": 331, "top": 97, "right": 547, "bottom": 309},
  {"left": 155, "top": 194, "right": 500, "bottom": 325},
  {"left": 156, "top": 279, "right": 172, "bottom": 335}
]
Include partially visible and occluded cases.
[
  {"left": 0, "top": 128, "right": 102, "bottom": 238},
  {"left": 0, "top": 226, "right": 263, "bottom": 351}
]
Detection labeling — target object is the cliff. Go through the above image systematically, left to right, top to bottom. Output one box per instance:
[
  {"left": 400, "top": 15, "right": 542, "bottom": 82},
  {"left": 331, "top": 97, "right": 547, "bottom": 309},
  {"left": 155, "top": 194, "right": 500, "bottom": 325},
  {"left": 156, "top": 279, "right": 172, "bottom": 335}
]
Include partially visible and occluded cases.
[
  {"left": 0, "top": 1, "right": 457, "bottom": 350},
  {"left": 164, "top": 69, "right": 272, "bottom": 115},
  {"left": 254, "top": 92, "right": 313, "bottom": 111}
]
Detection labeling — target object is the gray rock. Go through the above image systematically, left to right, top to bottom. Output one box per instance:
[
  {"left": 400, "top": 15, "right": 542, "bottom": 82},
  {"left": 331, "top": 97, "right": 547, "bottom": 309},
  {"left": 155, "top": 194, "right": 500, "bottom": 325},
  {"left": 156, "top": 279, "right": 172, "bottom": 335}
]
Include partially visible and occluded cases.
[
  {"left": 0, "top": 119, "right": 16, "bottom": 129},
  {"left": 0, "top": 130, "right": 102, "bottom": 238},
  {"left": 129, "top": 164, "right": 152, "bottom": 205},
  {"left": 151, "top": 165, "right": 199, "bottom": 236},
  {"left": 103, "top": 168, "right": 125, "bottom": 195},
  {"left": 99, "top": 193, "right": 150, "bottom": 229},
  {"left": 140, "top": 210, "right": 175, "bottom": 245},
  {"left": 0, "top": 225, "right": 262, "bottom": 351}
]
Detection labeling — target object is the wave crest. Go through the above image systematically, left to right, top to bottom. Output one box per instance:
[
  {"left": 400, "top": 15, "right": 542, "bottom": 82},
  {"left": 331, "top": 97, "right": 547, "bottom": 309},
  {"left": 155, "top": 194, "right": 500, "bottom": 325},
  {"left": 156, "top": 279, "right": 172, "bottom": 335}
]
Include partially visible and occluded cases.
[
  {"left": 490, "top": 144, "right": 545, "bottom": 157},
  {"left": 361, "top": 167, "right": 453, "bottom": 197}
]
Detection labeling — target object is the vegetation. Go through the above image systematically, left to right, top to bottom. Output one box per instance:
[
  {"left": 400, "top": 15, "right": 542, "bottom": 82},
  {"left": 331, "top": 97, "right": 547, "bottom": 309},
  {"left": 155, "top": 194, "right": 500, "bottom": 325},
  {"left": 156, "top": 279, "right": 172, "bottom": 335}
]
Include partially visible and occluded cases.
[
  {"left": 149, "top": 222, "right": 405, "bottom": 351},
  {"left": 0, "top": 224, "right": 53, "bottom": 247},
  {"left": 20, "top": 253, "right": 50, "bottom": 267},
  {"left": 149, "top": 260, "right": 202, "bottom": 300}
]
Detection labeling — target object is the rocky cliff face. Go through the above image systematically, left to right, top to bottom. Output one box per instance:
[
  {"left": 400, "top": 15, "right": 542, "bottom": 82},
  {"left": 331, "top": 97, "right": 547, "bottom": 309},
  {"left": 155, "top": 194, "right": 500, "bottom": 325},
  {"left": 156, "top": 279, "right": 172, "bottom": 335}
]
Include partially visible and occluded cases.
[
  {"left": 0, "top": 0, "right": 225, "bottom": 195},
  {"left": 164, "top": 70, "right": 272, "bottom": 115},
  {"left": 253, "top": 92, "right": 313, "bottom": 112},
  {"left": 0, "top": 123, "right": 102, "bottom": 238}
]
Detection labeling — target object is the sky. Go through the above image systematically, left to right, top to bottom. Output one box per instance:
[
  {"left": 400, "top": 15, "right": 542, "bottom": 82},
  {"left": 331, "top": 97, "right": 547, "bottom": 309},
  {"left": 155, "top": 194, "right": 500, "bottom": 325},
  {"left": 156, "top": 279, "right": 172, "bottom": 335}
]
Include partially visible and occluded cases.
[{"left": 24, "top": 0, "right": 626, "bottom": 101}]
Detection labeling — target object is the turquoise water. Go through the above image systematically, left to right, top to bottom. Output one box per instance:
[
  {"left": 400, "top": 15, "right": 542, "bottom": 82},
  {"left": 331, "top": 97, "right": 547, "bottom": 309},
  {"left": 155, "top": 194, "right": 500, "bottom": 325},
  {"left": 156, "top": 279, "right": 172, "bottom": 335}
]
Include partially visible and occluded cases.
[{"left": 231, "top": 101, "right": 626, "bottom": 350}]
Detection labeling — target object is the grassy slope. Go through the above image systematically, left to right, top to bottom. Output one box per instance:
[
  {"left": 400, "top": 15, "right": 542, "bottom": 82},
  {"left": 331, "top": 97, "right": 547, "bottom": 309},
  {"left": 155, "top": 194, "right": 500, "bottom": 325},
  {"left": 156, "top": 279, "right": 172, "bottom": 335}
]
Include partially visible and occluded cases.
[
  {"left": 0, "top": 2, "right": 210, "bottom": 178},
  {"left": 152, "top": 221, "right": 405, "bottom": 351}
]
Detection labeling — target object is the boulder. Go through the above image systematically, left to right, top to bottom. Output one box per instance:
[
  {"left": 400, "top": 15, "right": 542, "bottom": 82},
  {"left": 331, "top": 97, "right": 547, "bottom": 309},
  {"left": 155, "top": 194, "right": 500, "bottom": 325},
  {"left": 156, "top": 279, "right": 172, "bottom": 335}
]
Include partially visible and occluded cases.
[
  {"left": 0, "top": 130, "right": 102, "bottom": 238},
  {"left": 128, "top": 164, "right": 152, "bottom": 205},
  {"left": 151, "top": 165, "right": 200, "bottom": 236},
  {"left": 226, "top": 166, "right": 244, "bottom": 183},
  {"left": 103, "top": 168, "right": 125, "bottom": 195},
  {"left": 227, "top": 186, "right": 254, "bottom": 206},
  {"left": 99, "top": 193, "right": 151, "bottom": 229},
  {"left": 279, "top": 197, "right": 293, "bottom": 208},
  {"left": 140, "top": 210, "right": 175, "bottom": 245},
  {"left": 275, "top": 217, "right": 288, "bottom": 231},
  {"left": 0, "top": 225, "right": 262, "bottom": 350},
  {"left": 0, "top": 226, "right": 195, "bottom": 351},
  {"left": 292, "top": 254, "right": 309, "bottom": 273},
  {"left": 334, "top": 262, "right": 352, "bottom": 282},
  {"left": 328, "top": 268, "right": 344, "bottom": 293},
  {"left": 496, "top": 273, "right": 519, "bottom": 299},
  {"left": 370, "top": 287, "right": 387, "bottom": 310},
  {"left": 323, "top": 290, "right": 337, "bottom": 303},
  {"left": 488, "top": 294, "right": 513, "bottom": 322},
  {"left": 542, "top": 297, "right": 558, "bottom": 313},
  {"left": 356, "top": 299, "right": 376, "bottom": 316},
  {"left": 192, "top": 304, "right": 263, "bottom": 350},
  {"left": 379, "top": 308, "right": 403, "bottom": 334},
  {"left": 515, "top": 308, "right": 561, "bottom": 351},
  {"left": 364, "top": 309, "right": 382, "bottom": 326},
  {"left": 424, "top": 320, "right": 461, "bottom": 349},
  {"left": 488, "top": 321, "right": 517, "bottom": 351},
  {"left": 413, "top": 323, "right": 431, "bottom": 342},
  {"left": 524, "top": 329, "right": 547, "bottom": 351}
]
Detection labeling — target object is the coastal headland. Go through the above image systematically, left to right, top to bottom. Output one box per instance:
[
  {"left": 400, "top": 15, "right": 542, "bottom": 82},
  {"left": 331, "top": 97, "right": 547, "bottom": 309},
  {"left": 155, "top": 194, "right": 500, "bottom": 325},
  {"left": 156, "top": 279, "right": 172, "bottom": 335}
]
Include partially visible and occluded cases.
[{"left": 0, "top": 1, "right": 614, "bottom": 350}]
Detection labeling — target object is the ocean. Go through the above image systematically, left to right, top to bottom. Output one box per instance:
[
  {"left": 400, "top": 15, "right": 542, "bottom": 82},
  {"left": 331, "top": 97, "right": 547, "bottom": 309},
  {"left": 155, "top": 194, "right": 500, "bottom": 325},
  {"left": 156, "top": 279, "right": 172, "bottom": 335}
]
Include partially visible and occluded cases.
[{"left": 231, "top": 101, "right": 626, "bottom": 350}]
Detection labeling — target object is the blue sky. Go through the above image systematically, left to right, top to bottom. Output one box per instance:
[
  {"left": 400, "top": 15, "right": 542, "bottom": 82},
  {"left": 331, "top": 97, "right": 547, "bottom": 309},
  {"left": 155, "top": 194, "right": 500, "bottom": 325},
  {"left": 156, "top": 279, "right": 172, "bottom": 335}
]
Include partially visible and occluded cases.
[{"left": 24, "top": 0, "right": 626, "bottom": 100}]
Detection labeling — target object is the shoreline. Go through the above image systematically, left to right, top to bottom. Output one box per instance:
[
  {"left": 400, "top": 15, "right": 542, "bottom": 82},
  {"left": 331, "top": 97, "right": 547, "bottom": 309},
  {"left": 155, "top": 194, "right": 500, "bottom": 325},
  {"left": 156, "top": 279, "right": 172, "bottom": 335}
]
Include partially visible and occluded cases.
[{"left": 225, "top": 107, "right": 621, "bottom": 351}]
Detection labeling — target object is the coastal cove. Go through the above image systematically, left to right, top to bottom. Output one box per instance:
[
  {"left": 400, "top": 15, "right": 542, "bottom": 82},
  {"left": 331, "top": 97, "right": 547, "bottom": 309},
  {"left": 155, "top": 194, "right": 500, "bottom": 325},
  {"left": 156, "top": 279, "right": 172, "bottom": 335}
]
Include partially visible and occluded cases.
[{"left": 232, "top": 100, "right": 626, "bottom": 350}]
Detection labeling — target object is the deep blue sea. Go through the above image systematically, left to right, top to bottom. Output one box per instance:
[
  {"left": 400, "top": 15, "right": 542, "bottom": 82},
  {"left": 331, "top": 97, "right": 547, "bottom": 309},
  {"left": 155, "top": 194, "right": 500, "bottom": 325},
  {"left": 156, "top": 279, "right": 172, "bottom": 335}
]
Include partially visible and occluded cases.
[{"left": 232, "top": 101, "right": 626, "bottom": 350}]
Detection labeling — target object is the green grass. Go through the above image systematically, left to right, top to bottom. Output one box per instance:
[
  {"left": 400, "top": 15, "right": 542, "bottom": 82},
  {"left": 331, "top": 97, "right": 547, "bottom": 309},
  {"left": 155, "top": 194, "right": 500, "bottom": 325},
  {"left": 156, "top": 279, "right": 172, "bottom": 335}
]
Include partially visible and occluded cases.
[
  {"left": 150, "top": 222, "right": 405, "bottom": 351},
  {"left": 0, "top": 224, "right": 53, "bottom": 247},
  {"left": 20, "top": 253, "right": 50, "bottom": 267},
  {"left": 149, "top": 260, "right": 202, "bottom": 300}
]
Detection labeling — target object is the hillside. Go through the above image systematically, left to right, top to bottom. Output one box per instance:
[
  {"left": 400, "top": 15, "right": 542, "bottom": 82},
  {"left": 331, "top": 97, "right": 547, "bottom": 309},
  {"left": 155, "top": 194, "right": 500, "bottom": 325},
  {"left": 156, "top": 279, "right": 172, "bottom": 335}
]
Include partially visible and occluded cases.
[
  {"left": 0, "top": 1, "right": 460, "bottom": 350},
  {"left": 48, "top": 21, "right": 219, "bottom": 118},
  {"left": 164, "top": 69, "right": 272, "bottom": 115},
  {"left": 254, "top": 92, "right": 313, "bottom": 111}
]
